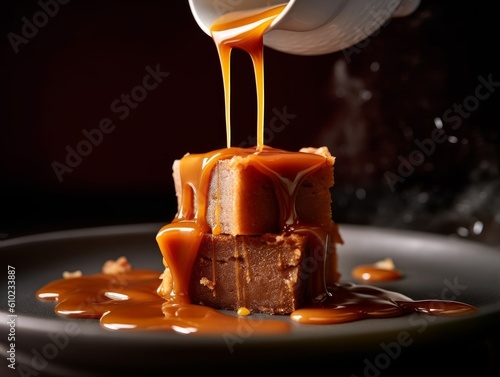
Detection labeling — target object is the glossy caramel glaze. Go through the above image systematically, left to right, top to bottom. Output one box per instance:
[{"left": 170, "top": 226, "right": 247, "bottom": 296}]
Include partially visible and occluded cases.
[
  {"left": 210, "top": 4, "right": 286, "bottom": 149},
  {"left": 352, "top": 265, "right": 404, "bottom": 282},
  {"left": 36, "top": 271, "right": 476, "bottom": 332},
  {"left": 291, "top": 283, "right": 475, "bottom": 324}
]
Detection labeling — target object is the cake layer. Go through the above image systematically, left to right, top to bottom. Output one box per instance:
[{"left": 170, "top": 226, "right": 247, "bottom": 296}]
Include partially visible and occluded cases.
[
  {"left": 172, "top": 146, "right": 335, "bottom": 236},
  {"left": 158, "top": 229, "right": 340, "bottom": 315}
]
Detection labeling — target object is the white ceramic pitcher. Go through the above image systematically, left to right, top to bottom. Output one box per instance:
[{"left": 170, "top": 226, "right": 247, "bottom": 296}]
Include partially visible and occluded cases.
[{"left": 188, "top": 0, "right": 421, "bottom": 55}]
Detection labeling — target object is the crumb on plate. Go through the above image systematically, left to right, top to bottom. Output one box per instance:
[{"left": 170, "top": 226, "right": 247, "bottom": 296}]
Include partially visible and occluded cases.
[
  {"left": 102, "top": 256, "right": 132, "bottom": 275},
  {"left": 62, "top": 270, "right": 82, "bottom": 279}
]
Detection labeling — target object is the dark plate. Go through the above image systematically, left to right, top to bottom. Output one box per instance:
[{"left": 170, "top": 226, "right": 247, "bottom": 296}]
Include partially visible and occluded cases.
[{"left": 1, "top": 223, "right": 499, "bottom": 376}]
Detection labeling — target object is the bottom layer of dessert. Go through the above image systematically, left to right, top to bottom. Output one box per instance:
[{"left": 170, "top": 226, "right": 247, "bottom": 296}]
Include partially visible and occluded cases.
[{"left": 158, "top": 231, "right": 339, "bottom": 315}]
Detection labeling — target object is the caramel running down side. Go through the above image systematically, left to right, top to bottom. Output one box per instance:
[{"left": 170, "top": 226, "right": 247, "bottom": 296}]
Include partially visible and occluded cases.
[{"left": 156, "top": 145, "right": 342, "bottom": 314}]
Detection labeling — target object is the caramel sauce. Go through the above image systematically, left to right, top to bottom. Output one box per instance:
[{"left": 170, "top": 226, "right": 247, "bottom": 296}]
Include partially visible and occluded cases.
[
  {"left": 36, "top": 4, "right": 477, "bottom": 333},
  {"left": 210, "top": 4, "right": 286, "bottom": 150},
  {"left": 352, "top": 258, "right": 404, "bottom": 282},
  {"left": 352, "top": 265, "right": 403, "bottom": 282},
  {"left": 36, "top": 270, "right": 476, "bottom": 332},
  {"left": 36, "top": 270, "right": 290, "bottom": 334},
  {"left": 291, "top": 283, "right": 476, "bottom": 324}
]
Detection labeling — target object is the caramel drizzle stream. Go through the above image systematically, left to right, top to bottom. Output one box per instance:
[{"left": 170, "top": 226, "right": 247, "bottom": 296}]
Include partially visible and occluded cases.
[{"left": 210, "top": 4, "right": 286, "bottom": 150}]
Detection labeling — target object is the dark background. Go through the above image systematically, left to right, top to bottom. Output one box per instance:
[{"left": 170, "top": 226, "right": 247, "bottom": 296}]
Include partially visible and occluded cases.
[{"left": 1, "top": 0, "right": 499, "bottom": 247}]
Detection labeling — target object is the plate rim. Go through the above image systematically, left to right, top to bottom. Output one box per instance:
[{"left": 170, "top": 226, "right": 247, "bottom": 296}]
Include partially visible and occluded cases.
[{"left": 1, "top": 222, "right": 499, "bottom": 344}]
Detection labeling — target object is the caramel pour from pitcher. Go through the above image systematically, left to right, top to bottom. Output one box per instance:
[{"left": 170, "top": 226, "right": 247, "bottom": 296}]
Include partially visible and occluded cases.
[
  {"left": 35, "top": 4, "right": 477, "bottom": 333},
  {"left": 210, "top": 4, "right": 286, "bottom": 150}
]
